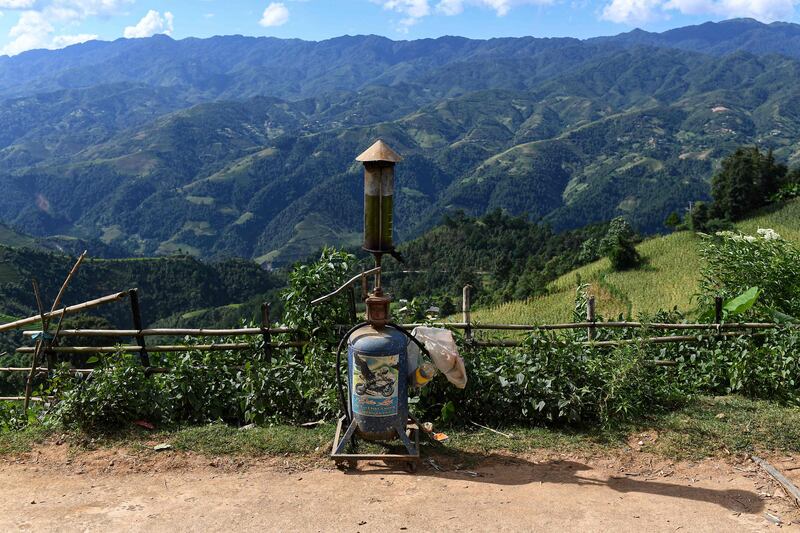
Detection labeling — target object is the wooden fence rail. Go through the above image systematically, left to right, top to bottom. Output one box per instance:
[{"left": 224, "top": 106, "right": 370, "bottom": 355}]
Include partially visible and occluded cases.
[
  {"left": 1, "top": 284, "right": 793, "bottom": 402},
  {"left": 0, "top": 291, "right": 129, "bottom": 333},
  {"left": 21, "top": 327, "right": 298, "bottom": 338}
]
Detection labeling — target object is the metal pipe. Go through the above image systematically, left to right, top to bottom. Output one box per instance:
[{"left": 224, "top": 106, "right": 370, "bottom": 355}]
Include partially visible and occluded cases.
[{"left": 311, "top": 267, "right": 381, "bottom": 306}]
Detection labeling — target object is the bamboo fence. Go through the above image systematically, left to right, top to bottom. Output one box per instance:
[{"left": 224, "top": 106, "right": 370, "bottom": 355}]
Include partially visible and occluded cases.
[{"left": 0, "top": 285, "right": 792, "bottom": 402}]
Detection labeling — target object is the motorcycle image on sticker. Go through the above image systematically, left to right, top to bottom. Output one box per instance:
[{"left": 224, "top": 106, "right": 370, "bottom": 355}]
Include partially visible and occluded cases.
[{"left": 353, "top": 354, "right": 397, "bottom": 399}]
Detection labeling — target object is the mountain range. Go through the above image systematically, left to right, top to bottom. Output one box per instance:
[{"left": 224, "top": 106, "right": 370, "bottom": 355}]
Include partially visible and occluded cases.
[{"left": 2, "top": 18, "right": 800, "bottom": 264}]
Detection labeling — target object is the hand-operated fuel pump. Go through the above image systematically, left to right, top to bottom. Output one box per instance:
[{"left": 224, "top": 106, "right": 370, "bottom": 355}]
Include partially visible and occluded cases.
[{"left": 313, "top": 140, "right": 433, "bottom": 470}]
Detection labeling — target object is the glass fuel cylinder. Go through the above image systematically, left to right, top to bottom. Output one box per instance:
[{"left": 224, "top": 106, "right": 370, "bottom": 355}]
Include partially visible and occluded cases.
[
  {"left": 356, "top": 139, "right": 402, "bottom": 253},
  {"left": 363, "top": 162, "right": 394, "bottom": 252}
]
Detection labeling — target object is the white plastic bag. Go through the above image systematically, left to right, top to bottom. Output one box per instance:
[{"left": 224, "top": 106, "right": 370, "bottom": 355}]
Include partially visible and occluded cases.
[{"left": 411, "top": 326, "right": 467, "bottom": 389}]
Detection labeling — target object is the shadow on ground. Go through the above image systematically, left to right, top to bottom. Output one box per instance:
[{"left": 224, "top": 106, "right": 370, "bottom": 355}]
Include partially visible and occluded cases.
[{"left": 340, "top": 447, "right": 763, "bottom": 515}]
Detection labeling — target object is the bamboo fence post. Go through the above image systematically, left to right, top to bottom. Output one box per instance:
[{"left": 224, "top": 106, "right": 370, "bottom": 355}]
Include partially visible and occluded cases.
[
  {"left": 23, "top": 251, "right": 87, "bottom": 410},
  {"left": 51, "top": 251, "right": 87, "bottom": 313},
  {"left": 24, "top": 280, "right": 48, "bottom": 410},
  {"left": 463, "top": 285, "right": 472, "bottom": 343},
  {"left": 128, "top": 289, "right": 150, "bottom": 368},
  {"left": 714, "top": 295, "right": 723, "bottom": 331},
  {"left": 587, "top": 296, "right": 596, "bottom": 342},
  {"left": 260, "top": 302, "right": 272, "bottom": 364},
  {"left": 48, "top": 307, "right": 67, "bottom": 371}
]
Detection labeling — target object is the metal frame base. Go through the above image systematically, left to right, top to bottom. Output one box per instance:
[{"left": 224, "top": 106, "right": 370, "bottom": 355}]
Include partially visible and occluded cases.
[{"left": 331, "top": 416, "right": 420, "bottom": 472}]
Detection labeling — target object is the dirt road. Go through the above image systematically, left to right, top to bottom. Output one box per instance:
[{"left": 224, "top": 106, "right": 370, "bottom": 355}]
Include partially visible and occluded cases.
[{"left": 1, "top": 446, "right": 797, "bottom": 532}]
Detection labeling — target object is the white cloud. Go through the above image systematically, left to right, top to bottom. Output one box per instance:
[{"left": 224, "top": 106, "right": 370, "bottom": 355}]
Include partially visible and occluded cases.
[
  {"left": 0, "top": 0, "right": 36, "bottom": 8},
  {"left": 1, "top": 0, "right": 132, "bottom": 56},
  {"left": 371, "top": 0, "right": 430, "bottom": 30},
  {"left": 381, "top": 0, "right": 431, "bottom": 18},
  {"left": 436, "top": 0, "right": 553, "bottom": 16},
  {"left": 436, "top": 0, "right": 464, "bottom": 14},
  {"left": 601, "top": 0, "right": 796, "bottom": 24},
  {"left": 601, "top": 0, "right": 662, "bottom": 22},
  {"left": 664, "top": 0, "right": 795, "bottom": 20},
  {"left": 259, "top": 2, "right": 289, "bottom": 27},
  {"left": 123, "top": 9, "right": 174, "bottom": 38},
  {"left": 2, "top": 11, "right": 53, "bottom": 55}
]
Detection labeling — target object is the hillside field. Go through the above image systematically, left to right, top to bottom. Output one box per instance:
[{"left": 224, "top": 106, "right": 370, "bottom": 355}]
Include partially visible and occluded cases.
[{"left": 472, "top": 199, "right": 800, "bottom": 324}]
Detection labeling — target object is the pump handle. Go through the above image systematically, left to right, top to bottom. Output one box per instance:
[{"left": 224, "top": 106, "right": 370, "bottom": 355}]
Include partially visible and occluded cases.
[{"left": 310, "top": 267, "right": 381, "bottom": 306}]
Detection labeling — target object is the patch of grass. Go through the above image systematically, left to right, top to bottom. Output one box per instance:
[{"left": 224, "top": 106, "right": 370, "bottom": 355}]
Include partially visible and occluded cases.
[
  {"left": 473, "top": 199, "right": 800, "bottom": 324},
  {"left": 649, "top": 396, "right": 800, "bottom": 460},
  {"left": 2, "top": 397, "right": 797, "bottom": 461},
  {"left": 169, "top": 424, "right": 336, "bottom": 456},
  {"left": 0, "top": 425, "right": 50, "bottom": 455},
  {"left": 445, "top": 425, "right": 623, "bottom": 456}
]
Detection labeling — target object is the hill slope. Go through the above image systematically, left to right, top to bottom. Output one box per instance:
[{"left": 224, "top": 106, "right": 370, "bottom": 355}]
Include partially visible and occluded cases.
[
  {"left": 4, "top": 21, "right": 800, "bottom": 263},
  {"left": 472, "top": 199, "right": 800, "bottom": 324},
  {"left": 0, "top": 248, "right": 282, "bottom": 329}
]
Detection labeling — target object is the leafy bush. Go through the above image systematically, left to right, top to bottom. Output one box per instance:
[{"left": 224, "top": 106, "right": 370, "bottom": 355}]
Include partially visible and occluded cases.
[
  {"left": 599, "top": 217, "right": 641, "bottom": 271},
  {"left": 699, "top": 229, "right": 800, "bottom": 318},
  {"left": 281, "top": 247, "right": 356, "bottom": 420},
  {"left": 664, "top": 330, "right": 800, "bottom": 406},
  {"left": 414, "top": 332, "right": 686, "bottom": 427},
  {"left": 155, "top": 341, "right": 253, "bottom": 424},
  {"left": 52, "top": 353, "right": 164, "bottom": 431},
  {"left": 241, "top": 357, "right": 317, "bottom": 425},
  {"left": 0, "top": 402, "right": 37, "bottom": 432}
]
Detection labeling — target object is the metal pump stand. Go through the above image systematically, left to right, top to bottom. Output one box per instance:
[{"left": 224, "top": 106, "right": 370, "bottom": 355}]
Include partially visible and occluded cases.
[{"left": 312, "top": 140, "right": 425, "bottom": 472}]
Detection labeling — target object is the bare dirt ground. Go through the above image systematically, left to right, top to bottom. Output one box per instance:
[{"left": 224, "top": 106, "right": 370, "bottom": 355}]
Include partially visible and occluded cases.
[{"left": 1, "top": 445, "right": 798, "bottom": 532}]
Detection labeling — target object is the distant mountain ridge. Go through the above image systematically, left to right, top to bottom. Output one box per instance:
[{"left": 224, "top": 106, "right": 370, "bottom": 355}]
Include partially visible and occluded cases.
[
  {"left": 592, "top": 18, "right": 800, "bottom": 58},
  {"left": 2, "top": 19, "right": 800, "bottom": 264}
]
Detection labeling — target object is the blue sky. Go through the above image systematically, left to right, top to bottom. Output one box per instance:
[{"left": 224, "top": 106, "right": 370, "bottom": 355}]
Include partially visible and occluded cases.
[{"left": 1, "top": 0, "right": 798, "bottom": 56}]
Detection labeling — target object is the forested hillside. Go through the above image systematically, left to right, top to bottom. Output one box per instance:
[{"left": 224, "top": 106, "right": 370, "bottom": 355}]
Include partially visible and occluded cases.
[
  {"left": 3, "top": 19, "right": 800, "bottom": 264},
  {"left": 384, "top": 210, "right": 609, "bottom": 306},
  {"left": 0, "top": 247, "right": 282, "bottom": 329}
]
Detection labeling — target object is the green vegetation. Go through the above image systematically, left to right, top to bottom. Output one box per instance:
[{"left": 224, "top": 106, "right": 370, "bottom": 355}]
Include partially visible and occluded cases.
[
  {"left": 6, "top": 23, "right": 800, "bottom": 262},
  {"left": 710, "top": 147, "right": 788, "bottom": 222},
  {"left": 473, "top": 199, "right": 800, "bottom": 324},
  {"left": 384, "top": 210, "right": 608, "bottom": 308},
  {"left": 598, "top": 217, "right": 641, "bottom": 271},
  {"left": 700, "top": 229, "right": 800, "bottom": 318},
  {"left": 3, "top": 246, "right": 798, "bottom": 433},
  {"left": 0, "top": 248, "right": 283, "bottom": 328},
  {"left": 3, "top": 396, "right": 799, "bottom": 460}
]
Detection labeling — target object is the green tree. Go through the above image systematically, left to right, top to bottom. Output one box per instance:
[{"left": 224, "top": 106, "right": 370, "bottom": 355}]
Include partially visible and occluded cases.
[
  {"left": 711, "top": 147, "right": 787, "bottom": 221},
  {"left": 688, "top": 201, "right": 710, "bottom": 232},
  {"left": 664, "top": 211, "right": 682, "bottom": 231},
  {"left": 599, "top": 217, "right": 641, "bottom": 271}
]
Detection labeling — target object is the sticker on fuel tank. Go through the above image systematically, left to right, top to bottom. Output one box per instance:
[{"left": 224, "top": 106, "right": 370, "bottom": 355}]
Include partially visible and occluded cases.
[{"left": 352, "top": 353, "right": 399, "bottom": 417}]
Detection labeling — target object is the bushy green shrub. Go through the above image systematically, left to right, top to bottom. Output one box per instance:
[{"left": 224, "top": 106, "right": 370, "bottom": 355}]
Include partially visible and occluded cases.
[
  {"left": 599, "top": 217, "right": 641, "bottom": 271},
  {"left": 699, "top": 229, "right": 800, "bottom": 318},
  {"left": 280, "top": 247, "right": 356, "bottom": 419},
  {"left": 414, "top": 330, "right": 686, "bottom": 427},
  {"left": 669, "top": 330, "right": 800, "bottom": 406},
  {"left": 155, "top": 340, "right": 254, "bottom": 424},
  {"left": 51, "top": 352, "right": 164, "bottom": 431},
  {"left": 241, "top": 357, "right": 316, "bottom": 425},
  {"left": 0, "top": 402, "right": 37, "bottom": 432}
]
